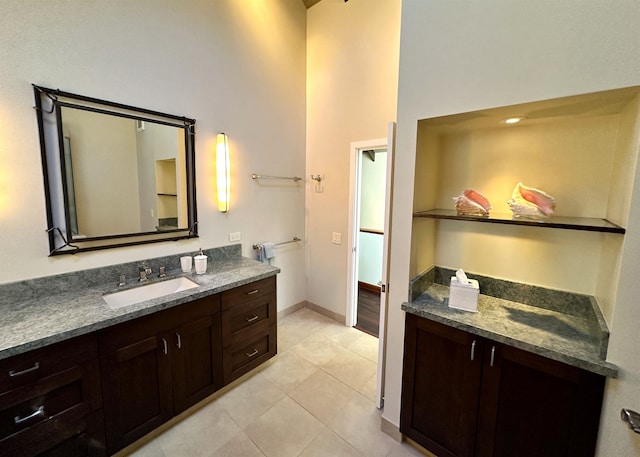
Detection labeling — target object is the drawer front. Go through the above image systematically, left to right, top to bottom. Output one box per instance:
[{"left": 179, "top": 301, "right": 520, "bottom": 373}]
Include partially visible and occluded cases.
[
  {"left": 221, "top": 277, "right": 275, "bottom": 311},
  {"left": 221, "top": 297, "right": 273, "bottom": 346},
  {"left": 222, "top": 324, "right": 277, "bottom": 384},
  {"left": 0, "top": 333, "right": 98, "bottom": 393},
  {"left": 0, "top": 360, "right": 103, "bottom": 456}
]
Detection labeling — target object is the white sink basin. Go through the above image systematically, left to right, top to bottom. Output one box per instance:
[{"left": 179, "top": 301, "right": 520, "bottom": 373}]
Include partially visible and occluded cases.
[{"left": 103, "top": 277, "right": 199, "bottom": 309}]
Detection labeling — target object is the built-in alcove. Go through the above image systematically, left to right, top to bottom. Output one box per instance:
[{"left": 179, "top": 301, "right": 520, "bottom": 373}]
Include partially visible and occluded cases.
[{"left": 410, "top": 86, "right": 640, "bottom": 324}]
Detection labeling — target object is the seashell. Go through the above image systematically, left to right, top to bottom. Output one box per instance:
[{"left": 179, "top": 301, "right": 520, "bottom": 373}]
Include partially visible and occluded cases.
[
  {"left": 507, "top": 182, "right": 556, "bottom": 219},
  {"left": 453, "top": 189, "right": 492, "bottom": 216}
]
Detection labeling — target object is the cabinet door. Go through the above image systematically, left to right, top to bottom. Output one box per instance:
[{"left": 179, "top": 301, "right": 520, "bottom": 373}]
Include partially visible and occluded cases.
[
  {"left": 171, "top": 313, "right": 223, "bottom": 413},
  {"left": 401, "top": 314, "right": 484, "bottom": 457},
  {"left": 100, "top": 334, "right": 173, "bottom": 453},
  {"left": 476, "top": 342, "right": 605, "bottom": 457}
]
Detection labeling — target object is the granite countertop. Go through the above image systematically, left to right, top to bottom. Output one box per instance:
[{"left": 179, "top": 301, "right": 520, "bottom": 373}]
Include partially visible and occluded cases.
[
  {"left": 0, "top": 245, "right": 279, "bottom": 361},
  {"left": 403, "top": 267, "right": 618, "bottom": 378}
]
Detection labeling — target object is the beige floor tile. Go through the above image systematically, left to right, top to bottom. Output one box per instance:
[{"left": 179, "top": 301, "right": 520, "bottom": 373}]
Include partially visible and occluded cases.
[
  {"left": 317, "top": 322, "right": 364, "bottom": 348},
  {"left": 292, "top": 332, "right": 345, "bottom": 366},
  {"left": 347, "top": 332, "right": 379, "bottom": 362},
  {"left": 322, "top": 345, "right": 377, "bottom": 391},
  {"left": 260, "top": 350, "right": 319, "bottom": 393},
  {"left": 289, "top": 369, "right": 359, "bottom": 424},
  {"left": 359, "top": 371, "right": 378, "bottom": 401},
  {"left": 215, "top": 372, "right": 285, "bottom": 428},
  {"left": 328, "top": 394, "right": 396, "bottom": 457},
  {"left": 245, "top": 397, "right": 324, "bottom": 457},
  {"left": 154, "top": 402, "right": 240, "bottom": 457},
  {"left": 299, "top": 427, "right": 363, "bottom": 457},
  {"left": 210, "top": 431, "right": 266, "bottom": 457},
  {"left": 386, "top": 440, "right": 433, "bottom": 457},
  {"left": 127, "top": 441, "right": 165, "bottom": 457}
]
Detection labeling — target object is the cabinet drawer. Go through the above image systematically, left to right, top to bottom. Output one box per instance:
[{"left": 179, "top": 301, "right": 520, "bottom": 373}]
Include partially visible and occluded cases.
[
  {"left": 221, "top": 277, "right": 275, "bottom": 311},
  {"left": 221, "top": 297, "right": 274, "bottom": 346},
  {"left": 222, "top": 324, "right": 276, "bottom": 383},
  {"left": 0, "top": 334, "right": 98, "bottom": 393},
  {"left": 0, "top": 360, "right": 103, "bottom": 456}
]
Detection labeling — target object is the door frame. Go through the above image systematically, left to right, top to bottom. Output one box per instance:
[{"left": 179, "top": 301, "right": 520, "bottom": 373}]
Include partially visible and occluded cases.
[{"left": 346, "top": 123, "right": 395, "bottom": 408}]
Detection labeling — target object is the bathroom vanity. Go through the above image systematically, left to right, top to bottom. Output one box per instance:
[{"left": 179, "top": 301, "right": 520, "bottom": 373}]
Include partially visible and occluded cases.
[
  {"left": 0, "top": 245, "right": 278, "bottom": 456},
  {"left": 400, "top": 268, "right": 615, "bottom": 457}
]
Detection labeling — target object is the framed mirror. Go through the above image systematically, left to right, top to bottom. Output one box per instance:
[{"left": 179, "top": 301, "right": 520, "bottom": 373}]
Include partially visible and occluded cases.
[{"left": 34, "top": 85, "right": 198, "bottom": 255}]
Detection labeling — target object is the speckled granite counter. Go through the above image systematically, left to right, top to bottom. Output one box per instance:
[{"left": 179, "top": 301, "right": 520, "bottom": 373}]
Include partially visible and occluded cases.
[
  {"left": 0, "top": 244, "right": 279, "bottom": 361},
  {"left": 403, "top": 267, "right": 618, "bottom": 378}
]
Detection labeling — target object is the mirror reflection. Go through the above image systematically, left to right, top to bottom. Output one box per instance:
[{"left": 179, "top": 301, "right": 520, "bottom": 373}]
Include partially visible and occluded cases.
[
  {"left": 34, "top": 85, "right": 198, "bottom": 255},
  {"left": 60, "top": 106, "right": 188, "bottom": 239}
]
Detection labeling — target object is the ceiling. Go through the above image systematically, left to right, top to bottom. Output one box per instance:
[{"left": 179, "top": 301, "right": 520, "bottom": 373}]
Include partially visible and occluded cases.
[{"left": 302, "top": 0, "right": 324, "bottom": 8}]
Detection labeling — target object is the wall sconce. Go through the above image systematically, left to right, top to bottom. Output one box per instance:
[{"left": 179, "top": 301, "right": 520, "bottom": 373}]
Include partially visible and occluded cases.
[{"left": 216, "top": 133, "right": 230, "bottom": 213}]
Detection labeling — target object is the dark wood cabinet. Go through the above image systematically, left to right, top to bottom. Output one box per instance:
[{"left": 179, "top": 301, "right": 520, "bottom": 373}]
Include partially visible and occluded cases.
[
  {"left": 221, "top": 277, "right": 277, "bottom": 384},
  {"left": 98, "top": 294, "right": 222, "bottom": 454},
  {"left": 401, "top": 314, "right": 605, "bottom": 457},
  {"left": 0, "top": 334, "right": 105, "bottom": 457}
]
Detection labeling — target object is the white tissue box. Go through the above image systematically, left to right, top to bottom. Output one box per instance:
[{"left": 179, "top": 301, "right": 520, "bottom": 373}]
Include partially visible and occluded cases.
[{"left": 448, "top": 276, "right": 479, "bottom": 312}]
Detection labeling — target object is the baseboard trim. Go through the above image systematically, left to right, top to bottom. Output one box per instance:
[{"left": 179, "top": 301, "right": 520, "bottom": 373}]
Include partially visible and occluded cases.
[
  {"left": 358, "top": 281, "right": 382, "bottom": 293},
  {"left": 304, "top": 300, "right": 345, "bottom": 324},
  {"left": 277, "top": 301, "right": 306, "bottom": 320},
  {"left": 381, "top": 417, "right": 402, "bottom": 442}
]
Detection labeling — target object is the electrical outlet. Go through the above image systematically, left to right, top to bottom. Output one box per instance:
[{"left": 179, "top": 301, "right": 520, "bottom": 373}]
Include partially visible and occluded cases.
[
  {"left": 229, "top": 232, "right": 241, "bottom": 242},
  {"left": 332, "top": 232, "right": 342, "bottom": 245}
]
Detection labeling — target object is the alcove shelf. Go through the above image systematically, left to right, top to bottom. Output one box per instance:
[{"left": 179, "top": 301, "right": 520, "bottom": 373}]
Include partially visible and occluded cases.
[{"left": 413, "top": 209, "right": 625, "bottom": 234}]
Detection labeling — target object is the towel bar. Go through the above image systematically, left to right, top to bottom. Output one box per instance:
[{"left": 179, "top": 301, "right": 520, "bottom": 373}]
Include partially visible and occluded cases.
[
  {"left": 252, "top": 173, "right": 302, "bottom": 182},
  {"left": 253, "top": 237, "right": 301, "bottom": 250}
]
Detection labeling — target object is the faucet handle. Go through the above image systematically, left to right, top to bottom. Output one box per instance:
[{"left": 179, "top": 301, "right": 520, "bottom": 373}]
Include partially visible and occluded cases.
[
  {"left": 158, "top": 266, "right": 166, "bottom": 278},
  {"left": 118, "top": 274, "right": 126, "bottom": 286}
]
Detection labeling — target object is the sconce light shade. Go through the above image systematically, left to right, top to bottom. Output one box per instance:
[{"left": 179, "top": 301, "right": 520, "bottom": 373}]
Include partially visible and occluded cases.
[{"left": 216, "top": 133, "right": 230, "bottom": 213}]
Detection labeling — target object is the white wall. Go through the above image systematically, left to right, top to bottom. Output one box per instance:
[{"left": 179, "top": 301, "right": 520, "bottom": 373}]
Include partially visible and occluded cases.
[
  {"left": 0, "top": 0, "right": 307, "bottom": 313},
  {"left": 306, "top": 0, "right": 401, "bottom": 317},
  {"left": 384, "top": 2, "right": 640, "bottom": 456}
]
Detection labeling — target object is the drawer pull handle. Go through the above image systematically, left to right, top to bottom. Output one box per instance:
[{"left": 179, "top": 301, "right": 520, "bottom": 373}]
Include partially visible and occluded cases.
[
  {"left": 247, "top": 289, "right": 259, "bottom": 295},
  {"left": 246, "top": 315, "right": 259, "bottom": 323},
  {"left": 176, "top": 333, "right": 182, "bottom": 349},
  {"left": 162, "top": 338, "right": 168, "bottom": 355},
  {"left": 470, "top": 340, "right": 476, "bottom": 361},
  {"left": 490, "top": 346, "right": 496, "bottom": 367},
  {"left": 246, "top": 349, "right": 259, "bottom": 358},
  {"left": 9, "top": 362, "right": 40, "bottom": 377},
  {"left": 14, "top": 405, "right": 44, "bottom": 425}
]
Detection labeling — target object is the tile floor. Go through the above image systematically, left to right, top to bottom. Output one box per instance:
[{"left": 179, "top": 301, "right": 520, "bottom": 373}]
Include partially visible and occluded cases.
[{"left": 124, "top": 308, "right": 427, "bottom": 457}]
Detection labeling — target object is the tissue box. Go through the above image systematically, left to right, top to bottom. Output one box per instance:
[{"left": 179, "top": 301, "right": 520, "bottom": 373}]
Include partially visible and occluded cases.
[{"left": 448, "top": 276, "right": 479, "bottom": 312}]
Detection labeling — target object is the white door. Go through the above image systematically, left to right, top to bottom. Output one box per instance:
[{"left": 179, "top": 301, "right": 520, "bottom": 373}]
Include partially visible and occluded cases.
[{"left": 346, "top": 122, "right": 396, "bottom": 409}]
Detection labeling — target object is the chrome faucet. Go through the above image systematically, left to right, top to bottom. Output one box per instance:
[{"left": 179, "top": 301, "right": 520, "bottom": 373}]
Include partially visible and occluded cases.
[{"left": 139, "top": 262, "right": 152, "bottom": 282}]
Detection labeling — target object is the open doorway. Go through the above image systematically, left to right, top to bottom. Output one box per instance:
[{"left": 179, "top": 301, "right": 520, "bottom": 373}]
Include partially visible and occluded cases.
[
  {"left": 347, "top": 123, "right": 395, "bottom": 409},
  {"left": 354, "top": 148, "right": 387, "bottom": 337}
]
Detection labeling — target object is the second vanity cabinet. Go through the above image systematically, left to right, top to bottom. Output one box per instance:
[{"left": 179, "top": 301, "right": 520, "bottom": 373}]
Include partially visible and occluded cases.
[
  {"left": 98, "top": 294, "right": 223, "bottom": 454},
  {"left": 401, "top": 314, "right": 605, "bottom": 457}
]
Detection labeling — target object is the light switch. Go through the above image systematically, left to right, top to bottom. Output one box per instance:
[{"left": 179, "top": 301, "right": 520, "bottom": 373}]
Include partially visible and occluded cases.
[
  {"left": 229, "top": 232, "right": 241, "bottom": 242},
  {"left": 332, "top": 232, "right": 342, "bottom": 245}
]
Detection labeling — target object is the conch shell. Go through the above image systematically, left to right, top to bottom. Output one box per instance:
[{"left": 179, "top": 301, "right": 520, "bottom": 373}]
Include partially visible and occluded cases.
[
  {"left": 507, "top": 182, "right": 556, "bottom": 219},
  {"left": 453, "top": 189, "right": 492, "bottom": 216}
]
